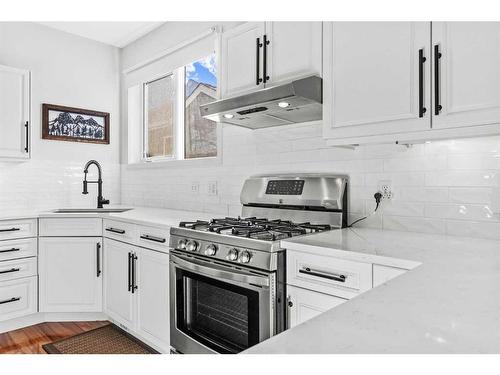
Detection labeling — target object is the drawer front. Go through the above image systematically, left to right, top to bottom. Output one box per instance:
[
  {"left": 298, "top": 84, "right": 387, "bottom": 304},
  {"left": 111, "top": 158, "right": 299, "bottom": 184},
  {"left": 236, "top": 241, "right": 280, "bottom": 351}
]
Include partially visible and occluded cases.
[
  {"left": 39, "top": 218, "right": 102, "bottom": 237},
  {"left": 0, "top": 219, "right": 37, "bottom": 241},
  {"left": 103, "top": 219, "right": 138, "bottom": 245},
  {"left": 137, "top": 225, "right": 169, "bottom": 253},
  {"left": 0, "top": 237, "right": 37, "bottom": 262},
  {"left": 287, "top": 250, "right": 372, "bottom": 299},
  {"left": 0, "top": 258, "right": 37, "bottom": 282},
  {"left": 0, "top": 276, "right": 37, "bottom": 322}
]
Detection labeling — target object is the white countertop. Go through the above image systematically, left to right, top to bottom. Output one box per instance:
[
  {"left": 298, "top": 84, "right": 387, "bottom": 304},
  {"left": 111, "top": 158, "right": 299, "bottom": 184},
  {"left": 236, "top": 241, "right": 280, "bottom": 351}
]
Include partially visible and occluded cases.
[{"left": 246, "top": 227, "right": 500, "bottom": 354}]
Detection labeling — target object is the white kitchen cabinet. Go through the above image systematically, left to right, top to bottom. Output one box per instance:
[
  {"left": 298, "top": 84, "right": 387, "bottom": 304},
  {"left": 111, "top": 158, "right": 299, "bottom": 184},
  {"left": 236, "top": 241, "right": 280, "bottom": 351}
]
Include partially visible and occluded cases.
[
  {"left": 221, "top": 22, "right": 322, "bottom": 98},
  {"left": 221, "top": 22, "right": 266, "bottom": 98},
  {"left": 265, "top": 22, "right": 322, "bottom": 86},
  {"left": 323, "top": 22, "right": 431, "bottom": 141},
  {"left": 432, "top": 22, "right": 500, "bottom": 130},
  {"left": 0, "top": 64, "right": 30, "bottom": 160},
  {"left": 39, "top": 237, "right": 103, "bottom": 312},
  {"left": 103, "top": 238, "right": 135, "bottom": 329},
  {"left": 136, "top": 247, "right": 169, "bottom": 351},
  {"left": 372, "top": 264, "right": 407, "bottom": 287},
  {"left": 287, "top": 285, "right": 346, "bottom": 329}
]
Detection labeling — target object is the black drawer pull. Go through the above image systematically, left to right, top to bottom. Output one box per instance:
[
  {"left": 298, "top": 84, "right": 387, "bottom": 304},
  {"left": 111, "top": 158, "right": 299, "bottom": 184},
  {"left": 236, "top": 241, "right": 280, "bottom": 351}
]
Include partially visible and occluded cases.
[
  {"left": 256, "top": 37, "right": 263, "bottom": 85},
  {"left": 434, "top": 44, "right": 442, "bottom": 115},
  {"left": 418, "top": 48, "right": 427, "bottom": 118},
  {"left": 25, "top": 121, "right": 29, "bottom": 153},
  {"left": 106, "top": 227, "right": 125, "bottom": 234},
  {"left": 0, "top": 228, "right": 21, "bottom": 233},
  {"left": 140, "top": 234, "right": 166, "bottom": 243},
  {"left": 96, "top": 242, "right": 101, "bottom": 277},
  {"left": 0, "top": 248, "right": 20, "bottom": 254},
  {"left": 128, "top": 252, "right": 132, "bottom": 292},
  {"left": 131, "top": 253, "right": 138, "bottom": 293},
  {"left": 299, "top": 267, "right": 346, "bottom": 283},
  {"left": 0, "top": 268, "right": 20, "bottom": 275},
  {"left": 0, "top": 297, "right": 20, "bottom": 305}
]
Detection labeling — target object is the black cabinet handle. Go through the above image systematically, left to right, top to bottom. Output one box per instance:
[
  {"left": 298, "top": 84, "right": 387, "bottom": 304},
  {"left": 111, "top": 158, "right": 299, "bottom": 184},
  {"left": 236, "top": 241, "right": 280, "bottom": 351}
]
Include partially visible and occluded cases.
[
  {"left": 263, "top": 34, "right": 270, "bottom": 83},
  {"left": 256, "top": 37, "right": 263, "bottom": 85},
  {"left": 434, "top": 44, "right": 442, "bottom": 115},
  {"left": 418, "top": 48, "right": 427, "bottom": 118},
  {"left": 24, "top": 121, "right": 29, "bottom": 153},
  {"left": 105, "top": 227, "right": 125, "bottom": 235},
  {"left": 0, "top": 228, "right": 21, "bottom": 233},
  {"left": 140, "top": 234, "right": 166, "bottom": 243},
  {"left": 96, "top": 242, "right": 101, "bottom": 277},
  {"left": 0, "top": 248, "right": 20, "bottom": 254},
  {"left": 128, "top": 253, "right": 132, "bottom": 292},
  {"left": 131, "top": 253, "right": 138, "bottom": 293},
  {"left": 299, "top": 267, "right": 347, "bottom": 283},
  {"left": 0, "top": 268, "right": 20, "bottom": 275},
  {"left": 0, "top": 297, "right": 20, "bottom": 305}
]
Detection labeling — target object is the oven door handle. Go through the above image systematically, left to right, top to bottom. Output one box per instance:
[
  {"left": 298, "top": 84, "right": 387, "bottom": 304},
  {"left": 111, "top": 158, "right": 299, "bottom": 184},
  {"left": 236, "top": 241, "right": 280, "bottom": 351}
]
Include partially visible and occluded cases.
[{"left": 171, "top": 254, "right": 270, "bottom": 288}]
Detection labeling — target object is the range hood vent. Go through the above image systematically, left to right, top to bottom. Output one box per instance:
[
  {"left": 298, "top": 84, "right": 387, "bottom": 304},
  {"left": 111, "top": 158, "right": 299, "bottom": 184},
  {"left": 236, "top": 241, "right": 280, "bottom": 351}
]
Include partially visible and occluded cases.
[{"left": 200, "top": 75, "right": 322, "bottom": 129}]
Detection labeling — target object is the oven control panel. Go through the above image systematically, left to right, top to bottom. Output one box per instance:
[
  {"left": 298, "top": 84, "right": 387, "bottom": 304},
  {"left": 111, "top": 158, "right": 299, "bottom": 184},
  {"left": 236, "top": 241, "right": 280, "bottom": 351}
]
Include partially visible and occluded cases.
[{"left": 265, "top": 179, "right": 305, "bottom": 195}]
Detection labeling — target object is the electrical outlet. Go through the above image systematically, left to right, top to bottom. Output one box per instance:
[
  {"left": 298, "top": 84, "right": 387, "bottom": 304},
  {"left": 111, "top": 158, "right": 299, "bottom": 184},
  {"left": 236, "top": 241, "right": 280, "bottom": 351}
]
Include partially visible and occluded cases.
[
  {"left": 377, "top": 180, "right": 394, "bottom": 200},
  {"left": 207, "top": 181, "right": 218, "bottom": 196},
  {"left": 191, "top": 182, "right": 200, "bottom": 195}
]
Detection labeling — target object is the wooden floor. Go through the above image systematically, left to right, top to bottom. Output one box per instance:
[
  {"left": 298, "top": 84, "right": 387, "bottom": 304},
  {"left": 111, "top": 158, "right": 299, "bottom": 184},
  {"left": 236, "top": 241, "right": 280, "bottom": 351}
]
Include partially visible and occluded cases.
[{"left": 0, "top": 321, "right": 109, "bottom": 354}]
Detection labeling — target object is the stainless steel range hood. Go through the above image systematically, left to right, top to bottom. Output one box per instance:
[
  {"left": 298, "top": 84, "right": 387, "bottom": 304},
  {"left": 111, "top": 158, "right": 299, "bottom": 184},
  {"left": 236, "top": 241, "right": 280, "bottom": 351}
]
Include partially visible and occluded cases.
[{"left": 200, "top": 75, "right": 322, "bottom": 129}]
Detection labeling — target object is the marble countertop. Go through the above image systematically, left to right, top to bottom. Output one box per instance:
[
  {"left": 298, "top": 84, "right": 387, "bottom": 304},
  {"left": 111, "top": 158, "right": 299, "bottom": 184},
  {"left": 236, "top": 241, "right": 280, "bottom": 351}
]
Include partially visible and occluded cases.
[{"left": 246, "top": 227, "right": 500, "bottom": 354}]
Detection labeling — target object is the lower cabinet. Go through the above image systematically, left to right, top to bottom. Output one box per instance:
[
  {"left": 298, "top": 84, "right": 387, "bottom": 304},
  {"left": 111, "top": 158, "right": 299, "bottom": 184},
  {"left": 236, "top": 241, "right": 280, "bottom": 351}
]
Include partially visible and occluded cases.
[
  {"left": 39, "top": 237, "right": 103, "bottom": 312},
  {"left": 103, "top": 238, "right": 170, "bottom": 352},
  {"left": 287, "top": 285, "right": 347, "bottom": 329}
]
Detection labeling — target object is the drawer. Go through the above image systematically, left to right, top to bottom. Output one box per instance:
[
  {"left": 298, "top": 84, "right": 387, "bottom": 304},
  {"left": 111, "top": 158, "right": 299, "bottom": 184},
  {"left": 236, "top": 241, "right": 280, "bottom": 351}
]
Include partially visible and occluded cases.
[
  {"left": 39, "top": 218, "right": 102, "bottom": 237},
  {"left": 0, "top": 219, "right": 37, "bottom": 241},
  {"left": 103, "top": 219, "right": 138, "bottom": 244},
  {"left": 137, "top": 225, "right": 169, "bottom": 253},
  {"left": 0, "top": 237, "right": 37, "bottom": 261},
  {"left": 287, "top": 250, "right": 372, "bottom": 299},
  {"left": 0, "top": 257, "right": 37, "bottom": 282},
  {"left": 0, "top": 276, "right": 37, "bottom": 322}
]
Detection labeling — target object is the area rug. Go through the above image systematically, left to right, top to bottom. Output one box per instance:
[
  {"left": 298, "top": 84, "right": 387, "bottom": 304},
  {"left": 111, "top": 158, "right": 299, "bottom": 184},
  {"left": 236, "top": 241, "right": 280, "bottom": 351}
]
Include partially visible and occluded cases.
[{"left": 42, "top": 324, "right": 158, "bottom": 354}]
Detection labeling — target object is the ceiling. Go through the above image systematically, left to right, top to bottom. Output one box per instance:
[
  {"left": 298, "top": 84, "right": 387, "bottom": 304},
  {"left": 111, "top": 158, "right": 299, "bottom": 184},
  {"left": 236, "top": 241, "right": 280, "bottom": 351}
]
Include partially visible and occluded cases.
[{"left": 38, "top": 22, "right": 165, "bottom": 48}]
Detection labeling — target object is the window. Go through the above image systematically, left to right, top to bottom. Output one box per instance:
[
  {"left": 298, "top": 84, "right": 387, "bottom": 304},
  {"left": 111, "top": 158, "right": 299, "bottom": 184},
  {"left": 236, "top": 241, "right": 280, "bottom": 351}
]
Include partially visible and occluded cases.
[{"left": 143, "top": 53, "right": 218, "bottom": 162}]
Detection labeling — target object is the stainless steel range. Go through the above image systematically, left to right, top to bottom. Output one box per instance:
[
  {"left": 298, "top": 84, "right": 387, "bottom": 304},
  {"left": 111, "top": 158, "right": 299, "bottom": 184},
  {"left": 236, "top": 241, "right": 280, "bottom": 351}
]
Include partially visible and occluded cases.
[{"left": 169, "top": 174, "right": 348, "bottom": 354}]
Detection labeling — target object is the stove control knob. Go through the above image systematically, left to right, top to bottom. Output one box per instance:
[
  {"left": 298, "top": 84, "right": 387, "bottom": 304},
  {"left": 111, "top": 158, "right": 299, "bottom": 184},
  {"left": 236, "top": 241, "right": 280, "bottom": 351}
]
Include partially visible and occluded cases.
[
  {"left": 177, "top": 239, "right": 188, "bottom": 250},
  {"left": 186, "top": 240, "right": 198, "bottom": 252},
  {"left": 205, "top": 244, "right": 217, "bottom": 256},
  {"left": 227, "top": 248, "right": 239, "bottom": 261},
  {"left": 239, "top": 250, "right": 252, "bottom": 264}
]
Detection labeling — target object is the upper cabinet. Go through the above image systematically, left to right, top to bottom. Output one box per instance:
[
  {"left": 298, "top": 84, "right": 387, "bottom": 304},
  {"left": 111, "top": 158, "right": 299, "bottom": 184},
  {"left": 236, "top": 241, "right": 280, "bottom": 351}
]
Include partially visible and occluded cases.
[
  {"left": 221, "top": 22, "right": 322, "bottom": 98},
  {"left": 323, "top": 22, "right": 431, "bottom": 141},
  {"left": 323, "top": 22, "right": 500, "bottom": 145},
  {"left": 432, "top": 22, "right": 500, "bottom": 130},
  {"left": 0, "top": 64, "right": 30, "bottom": 160}
]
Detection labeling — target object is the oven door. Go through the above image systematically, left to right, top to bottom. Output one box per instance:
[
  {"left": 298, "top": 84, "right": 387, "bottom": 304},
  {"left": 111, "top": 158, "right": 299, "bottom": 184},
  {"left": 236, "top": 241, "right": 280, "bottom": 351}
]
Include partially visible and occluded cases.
[{"left": 170, "top": 252, "right": 274, "bottom": 354}]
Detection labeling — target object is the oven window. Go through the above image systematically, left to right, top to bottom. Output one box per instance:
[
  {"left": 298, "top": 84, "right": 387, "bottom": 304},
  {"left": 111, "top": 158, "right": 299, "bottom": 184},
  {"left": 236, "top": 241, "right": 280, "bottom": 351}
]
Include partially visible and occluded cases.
[{"left": 176, "top": 269, "right": 260, "bottom": 353}]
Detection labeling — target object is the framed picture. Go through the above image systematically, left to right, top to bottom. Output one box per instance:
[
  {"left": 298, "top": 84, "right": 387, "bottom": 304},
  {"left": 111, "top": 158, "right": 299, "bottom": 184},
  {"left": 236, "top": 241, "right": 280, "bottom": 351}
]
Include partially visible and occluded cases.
[{"left": 42, "top": 103, "right": 110, "bottom": 144}]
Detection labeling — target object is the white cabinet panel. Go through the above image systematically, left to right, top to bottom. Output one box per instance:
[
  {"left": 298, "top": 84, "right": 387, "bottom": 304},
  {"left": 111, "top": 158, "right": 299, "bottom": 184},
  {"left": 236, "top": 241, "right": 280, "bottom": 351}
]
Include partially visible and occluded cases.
[
  {"left": 221, "top": 22, "right": 266, "bottom": 97},
  {"left": 266, "top": 22, "right": 322, "bottom": 85},
  {"left": 323, "top": 22, "right": 431, "bottom": 139},
  {"left": 432, "top": 22, "right": 500, "bottom": 129},
  {"left": 0, "top": 65, "right": 30, "bottom": 160},
  {"left": 39, "top": 218, "right": 102, "bottom": 237},
  {"left": 0, "top": 219, "right": 37, "bottom": 241},
  {"left": 103, "top": 219, "right": 138, "bottom": 244},
  {"left": 137, "top": 225, "right": 169, "bottom": 253},
  {"left": 0, "top": 237, "right": 37, "bottom": 262},
  {"left": 39, "top": 237, "right": 102, "bottom": 312},
  {"left": 103, "top": 238, "right": 135, "bottom": 329},
  {"left": 136, "top": 248, "right": 169, "bottom": 351},
  {"left": 0, "top": 257, "right": 37, "bottom": 282},
  {"left": 0, "top": 276, "right": 37, "bottom": 322},
  {"left": 287, "top": 285, "right": 346, "bottom": 328}
]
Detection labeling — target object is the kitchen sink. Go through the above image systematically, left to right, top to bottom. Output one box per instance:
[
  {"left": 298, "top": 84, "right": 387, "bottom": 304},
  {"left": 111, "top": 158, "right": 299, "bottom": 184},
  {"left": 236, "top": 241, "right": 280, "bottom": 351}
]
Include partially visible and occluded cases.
[{"left": 51, "top": 208, "right": 133, "bottom": 213}]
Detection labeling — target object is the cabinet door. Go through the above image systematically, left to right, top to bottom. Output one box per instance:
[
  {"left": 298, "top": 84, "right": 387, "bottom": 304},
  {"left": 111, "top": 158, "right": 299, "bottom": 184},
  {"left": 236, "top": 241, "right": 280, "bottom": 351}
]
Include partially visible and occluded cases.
[
  {"left": 221, "top": 22, "right": 266, "bottom": 98},
  {"left": 265, "top": 22, "right": 322, "bottom": 85},
  {"left": 323, "top": 22, "right": 431, "bottom": 140},
  {"left": 432, "top": 22, "right": 500, "bottom": 129},
  {"left": 0, "top": 65, "right": 30, "bottom": 160},
  {"left": 39, "top": 237, "right": 102, "bottom": 312},
  {"left": 103, "top": 238, "right": 135, "bottom": 329},
  {"left": 136, "top": 248, "right": 170, "bottom": 351},
  {"left": 287, "top": 285, "right": 346, "bottom": 329}
]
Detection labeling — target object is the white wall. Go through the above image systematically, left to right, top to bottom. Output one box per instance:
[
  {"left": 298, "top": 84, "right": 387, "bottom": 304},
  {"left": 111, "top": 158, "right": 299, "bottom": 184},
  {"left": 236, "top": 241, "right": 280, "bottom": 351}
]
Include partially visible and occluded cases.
[
  {"left": 0, "top": 22, "right": 121, "bottom": 212},
  {"left": 120, "top": 22, "right": 500, "bottom": 241}
]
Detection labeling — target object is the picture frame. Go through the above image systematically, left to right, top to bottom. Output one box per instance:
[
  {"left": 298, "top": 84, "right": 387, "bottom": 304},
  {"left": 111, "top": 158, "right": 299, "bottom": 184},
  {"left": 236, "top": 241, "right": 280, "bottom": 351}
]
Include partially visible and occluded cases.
[{"left": 42, "top": 103, "right": 110, "bottom": 144}]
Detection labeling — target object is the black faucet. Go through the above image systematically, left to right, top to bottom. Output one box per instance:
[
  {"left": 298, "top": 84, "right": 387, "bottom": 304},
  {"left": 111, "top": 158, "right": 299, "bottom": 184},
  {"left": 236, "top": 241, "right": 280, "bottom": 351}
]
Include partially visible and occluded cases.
[{"left": 82, "top": 160, "right": 110, "bottom": 209}]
